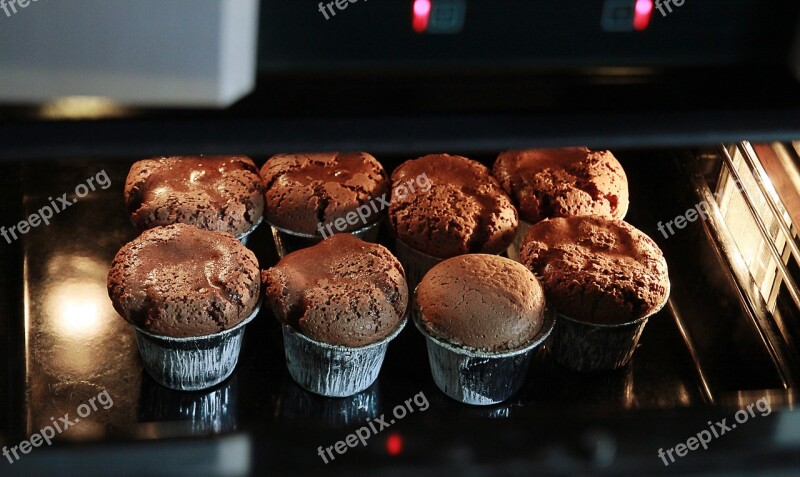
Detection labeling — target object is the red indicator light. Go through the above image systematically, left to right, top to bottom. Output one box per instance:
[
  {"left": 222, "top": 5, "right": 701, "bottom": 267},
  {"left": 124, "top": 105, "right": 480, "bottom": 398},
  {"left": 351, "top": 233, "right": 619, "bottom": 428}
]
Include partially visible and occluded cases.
[
  {"left": 412, "top": 0, "right": 431, "bottom": 33},
  {"left": 633, "top": 0, "right": 653, "bottom": 31},
  {"left": 386, "top": 433, "right": 404, "bottom": 456}
]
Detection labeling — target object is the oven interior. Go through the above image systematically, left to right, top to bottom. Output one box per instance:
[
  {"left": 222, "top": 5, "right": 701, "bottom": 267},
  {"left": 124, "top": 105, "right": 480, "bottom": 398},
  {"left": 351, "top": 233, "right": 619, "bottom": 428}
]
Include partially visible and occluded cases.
[{"left": 1, "top": 143, "right": 799, "bottom": 476}]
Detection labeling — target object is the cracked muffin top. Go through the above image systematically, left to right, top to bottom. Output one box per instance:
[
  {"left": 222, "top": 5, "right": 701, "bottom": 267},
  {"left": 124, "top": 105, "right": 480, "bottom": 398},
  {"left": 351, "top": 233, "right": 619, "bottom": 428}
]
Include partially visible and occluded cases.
[
  {"left": 493, "top": 148, "right": 628, "bottom": 224},
  {"left": 260, "top": 152, "right": 389, "bottom": 235},
  {"left": 389, "top": 154, "right": 518, "bottom": 259},
  {"left": 125, "top": 156, "right": 265, "bottom": 237},
  {"left": 519, "top": 216, "right": 669, "bottom": 324},
  {"left": 107, "top": 223, "right": 261, "bottom": 338},
  {"left": 262, "top": 234, "right": 408, "bottom": 347},
  {"left": 415, "top": 254, "right": 546, "bottom": 352}
]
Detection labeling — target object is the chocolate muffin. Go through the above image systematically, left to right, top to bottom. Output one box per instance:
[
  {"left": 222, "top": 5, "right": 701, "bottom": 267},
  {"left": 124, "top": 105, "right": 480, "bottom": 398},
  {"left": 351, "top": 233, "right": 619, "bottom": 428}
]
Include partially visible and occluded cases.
[
  {"left": 493, "top": 148, "right": 629, "bottom": 224},
  {"left": 260, "top": 152, "right": 389, "bottom": 235},
  {"left": 389, "top": 154, "right": 518, "bottom": 258},
  {"left": 125, "top": 156, "right": 265, "bottom": 237},
  {"left": 519, "top": 216, "right": 669, "bottom": 324},
  {"left": 108, "top": 223, "right": 261, "bottom": 338},
  {"left": 262, "top": 234, "right": 408, "bottom": 347},
  {"left": 415, "top": 254, "right": 546, "bottom": 352}
]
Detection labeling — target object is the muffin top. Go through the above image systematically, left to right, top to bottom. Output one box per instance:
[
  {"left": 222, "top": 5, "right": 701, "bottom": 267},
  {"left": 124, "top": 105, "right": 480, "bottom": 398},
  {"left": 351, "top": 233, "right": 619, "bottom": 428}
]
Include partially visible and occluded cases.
[
  {"left": 493, "top": 148, "right": 629, "bottom": 223},
  {"left": 260, "top": 152, "right": 389, "bottom": 235},
  {"left": 389, "top": 154, "right": 518, "bottom": 258},
  {"left": 125, "top": 156, "right": 265, "bottom": 237},
  {"left": 519, "top": 216, "right": 669, "bottom": 324},
  {"left": 107, "top": 224, "right": 261, "bottom": 338},
  {"left": 262, "top": 234, "right": 408, "bottom": 347},
  {"left": 415, "top": 254, "right": 546, "bottom": 353}
]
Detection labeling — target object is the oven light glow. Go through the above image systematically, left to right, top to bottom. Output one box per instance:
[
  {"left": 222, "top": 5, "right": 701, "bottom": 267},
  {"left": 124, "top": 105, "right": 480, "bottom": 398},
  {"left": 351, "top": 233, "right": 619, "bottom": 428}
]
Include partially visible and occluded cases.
[
  {"left": 412, "top": 0, "right": 431, "bottom": 33},
  {"left": 633, "top": 0, "right": 653, "bottom": 31},
  {"left": 38, "top": 96, "right": 129, "bottom": 120},
  {"left": 50, "top": 282, "right": 107, "bottom": 339}
]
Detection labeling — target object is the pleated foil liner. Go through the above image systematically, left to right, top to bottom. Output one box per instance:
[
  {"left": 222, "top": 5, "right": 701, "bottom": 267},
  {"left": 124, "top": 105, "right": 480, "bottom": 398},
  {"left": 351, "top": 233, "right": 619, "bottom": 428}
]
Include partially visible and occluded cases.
[
  {"left": 236, "top": 215, "right": 263, "bottom": 246},
  {"left": 268, "top": 217, "right": 382, "bottom": 258},
  {"left": 506, "top": 219, "right": 533, "bottom": 262},
  {"left": 393, "top": 239, "right": 444, "bottom": 293},
  {"left": 547, "top": 281, "right": 670, "bottom": 372},
  {"left": 132, "top": 301, "right": 261, "bottom": 391},
  {"left": 414, "top": 305, "right": 556, "bottom": 406},
  {"left": 281, "top": 319, "right": 406, "bottom": 398}
]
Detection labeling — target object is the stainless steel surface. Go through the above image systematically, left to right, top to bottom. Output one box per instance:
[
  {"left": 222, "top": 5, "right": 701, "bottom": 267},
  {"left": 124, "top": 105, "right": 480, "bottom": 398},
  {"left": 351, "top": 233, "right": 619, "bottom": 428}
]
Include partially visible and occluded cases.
[
  {"left": 738, "top": 143, "right": 799, "bottom": 265},
  {"left": 720, "top": 145, "right": 800, "bottom": 311},
  {"left": 685, "top": 146, "right": 800, "bottom": 393},
  {"left": 4, "top": 153, "right": 800, "bottom": 476},
  {"left": 668, "top": 300, "right": 715, "bottom": 404},
  {"left": 138, "top": 374, "right": 240, "bottom": 434}
]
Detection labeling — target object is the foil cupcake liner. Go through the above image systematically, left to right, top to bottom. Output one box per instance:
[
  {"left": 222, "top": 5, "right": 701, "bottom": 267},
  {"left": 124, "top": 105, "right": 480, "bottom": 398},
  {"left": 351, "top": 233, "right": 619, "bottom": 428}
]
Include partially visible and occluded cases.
[
  {"left": 236, "top": 215, "right": 263, "bottom": 246},
  {"left": 268, "top": 217, "right": 382, "bottom": 258},
  {"left": 506, "top": 219, "right": 533, "bottom": 262},
  {"left": 393, "top": 239, "right": 444, "bottom": 293},
  {"left": 547, "top": 281, "right": 670, "bottom": 372},
  {"left": 131, "top": 301, "right": 261, "bottom": 391},
  {"left": 413, "top": 303, "right": 557, "bottom": 406},
  {"left": 281, "top": 319, "right": 405, "bottom": 398}
]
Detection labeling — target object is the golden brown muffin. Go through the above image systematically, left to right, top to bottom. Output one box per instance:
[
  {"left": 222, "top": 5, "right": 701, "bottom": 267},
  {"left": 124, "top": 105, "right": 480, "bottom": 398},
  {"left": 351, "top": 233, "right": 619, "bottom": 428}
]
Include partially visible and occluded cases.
[
  {"left": 493, "top": 148, "right": 628, "bottom": 223},
  {"left": 260, "top": 152, "right": 389, "bottom": 235},
  {"left": 389, "top": 154, "right": 518, "bottom": 258},
  {"left": 125, "top": 156, "right": 265, "bottom": 237},
  {"left": 520, "top": 216, "right": 669, "bottom": 324},
  {"left": 108, "top": 224, "right": 261, "bottom": 337},
  {"left": 262, "top": 234, "right": 408, "bottom": 347},
  {"left": 416, "top": 254, "right": 546, "bottom": 352}
]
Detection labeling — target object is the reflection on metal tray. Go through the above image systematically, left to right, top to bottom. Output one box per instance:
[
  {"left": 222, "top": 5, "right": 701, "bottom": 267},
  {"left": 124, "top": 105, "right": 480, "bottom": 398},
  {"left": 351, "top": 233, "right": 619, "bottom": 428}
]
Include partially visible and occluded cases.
[{"left": 3, "top": 148, "right": 800, "bottom": 476}]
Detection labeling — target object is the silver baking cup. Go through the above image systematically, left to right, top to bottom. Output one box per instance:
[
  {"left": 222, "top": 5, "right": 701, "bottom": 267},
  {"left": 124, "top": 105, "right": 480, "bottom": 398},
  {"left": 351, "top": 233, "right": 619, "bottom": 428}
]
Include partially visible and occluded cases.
[
  {"left": 236, "top": 215, "right": 263, "bottom": 246},
  {"left": 268, "top": 217, "right": 382, "bottom": 258},
  {"left": 506, "top": 219, "right": 532, "bottom": 262},
  {"left": 393, "top": 239, "right": 444, "bottom": 293},
  {"left": 547, "top": 281, "right": 670, "bottom": 372},
  {"left": 131, "top": 301, "right": 261, "bottom": 391},
  {"left": 413, "top": 304, "right": 557, "bottom": 406},
  {"left": 281, "top": 319, "right": 406, "bottom": 398}
]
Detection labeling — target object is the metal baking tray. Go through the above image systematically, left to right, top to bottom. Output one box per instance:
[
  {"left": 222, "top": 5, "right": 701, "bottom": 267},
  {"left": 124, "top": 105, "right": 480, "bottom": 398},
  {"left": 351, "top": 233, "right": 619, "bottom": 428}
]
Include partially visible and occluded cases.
[{"left": 1, "top": 149, "right": 799, "bottom": 476}]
